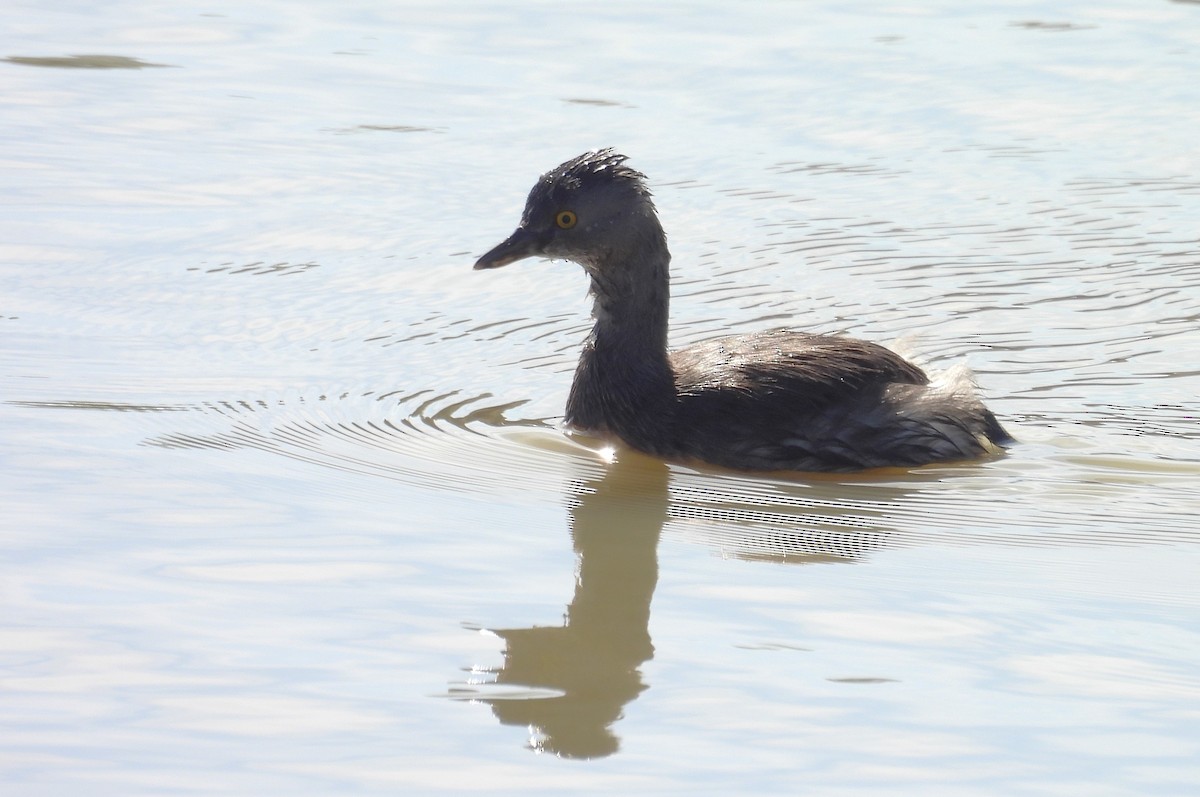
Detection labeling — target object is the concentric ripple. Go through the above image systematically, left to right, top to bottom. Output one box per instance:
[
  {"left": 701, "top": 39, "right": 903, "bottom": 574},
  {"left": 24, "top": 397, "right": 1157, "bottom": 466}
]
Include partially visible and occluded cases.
[
  {"left": 30, "top": 376, "right": 1186, "bottom": 568},
  {"left": 141, "top": 388, "right": 598, "bottom": 499}
]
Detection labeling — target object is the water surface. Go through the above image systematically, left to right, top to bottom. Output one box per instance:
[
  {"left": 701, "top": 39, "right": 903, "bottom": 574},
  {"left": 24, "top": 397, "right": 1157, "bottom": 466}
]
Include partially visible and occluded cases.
[{"left": 2, "top": 1, "right": 1199, "bottom": 794}]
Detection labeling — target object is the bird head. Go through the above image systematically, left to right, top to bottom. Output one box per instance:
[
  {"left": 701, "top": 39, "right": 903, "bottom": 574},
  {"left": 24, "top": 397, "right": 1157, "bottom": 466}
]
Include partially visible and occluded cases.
[{"left": 474, "top": 149, "right": 659, "bottom": 272}]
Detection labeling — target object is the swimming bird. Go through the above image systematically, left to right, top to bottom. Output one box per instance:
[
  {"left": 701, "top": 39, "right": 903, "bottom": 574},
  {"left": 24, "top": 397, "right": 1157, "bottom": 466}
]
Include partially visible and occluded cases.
[{"left": 474, "top": 149, "right": 1012, "bottom": 471}]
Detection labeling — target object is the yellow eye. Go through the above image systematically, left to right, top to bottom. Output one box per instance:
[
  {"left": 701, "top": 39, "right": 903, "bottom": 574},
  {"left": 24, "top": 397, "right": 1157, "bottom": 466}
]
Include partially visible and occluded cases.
[{"left": 555, "top": 210, "right": 577, "bottom": 229}]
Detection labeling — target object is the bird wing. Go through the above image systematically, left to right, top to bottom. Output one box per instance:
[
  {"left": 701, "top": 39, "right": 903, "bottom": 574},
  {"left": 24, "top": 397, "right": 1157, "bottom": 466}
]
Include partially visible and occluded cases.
[
  {"left": 671, "top": 329, "right": 927, "bottom": 414},
  {"left": 667, "top": 330, "right": 935, "bottom": 470}
]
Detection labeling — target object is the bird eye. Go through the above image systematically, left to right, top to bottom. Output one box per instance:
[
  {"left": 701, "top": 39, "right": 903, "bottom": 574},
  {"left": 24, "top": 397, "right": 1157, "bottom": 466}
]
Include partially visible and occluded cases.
[{"left": 555, "top": 210, "right": 577, "bottom": 229}]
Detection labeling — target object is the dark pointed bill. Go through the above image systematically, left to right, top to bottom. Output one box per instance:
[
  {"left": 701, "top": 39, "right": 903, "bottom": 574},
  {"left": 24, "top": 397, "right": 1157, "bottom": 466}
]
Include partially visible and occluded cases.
[{"left": 474, "top": 226, "right": 541, "bottom": 270}]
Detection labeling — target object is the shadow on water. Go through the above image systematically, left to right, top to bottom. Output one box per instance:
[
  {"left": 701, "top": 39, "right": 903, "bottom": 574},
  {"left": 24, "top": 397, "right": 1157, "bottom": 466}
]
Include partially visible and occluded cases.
[{"left": 2, "top": 54, "right": 172, "bottom": 69}]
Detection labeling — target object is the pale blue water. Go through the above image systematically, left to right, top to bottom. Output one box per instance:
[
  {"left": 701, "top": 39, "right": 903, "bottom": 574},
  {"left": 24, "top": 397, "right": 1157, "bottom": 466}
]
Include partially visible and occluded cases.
[{"left": 3, "top": 1, "right": 1199, "bottom": 794}]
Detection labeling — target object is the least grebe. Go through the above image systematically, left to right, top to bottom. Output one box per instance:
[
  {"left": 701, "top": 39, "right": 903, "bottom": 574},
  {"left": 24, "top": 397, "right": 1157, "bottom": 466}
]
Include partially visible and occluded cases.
[{"left": 475, "top": 149, "right": 1012, "bottom": 472}]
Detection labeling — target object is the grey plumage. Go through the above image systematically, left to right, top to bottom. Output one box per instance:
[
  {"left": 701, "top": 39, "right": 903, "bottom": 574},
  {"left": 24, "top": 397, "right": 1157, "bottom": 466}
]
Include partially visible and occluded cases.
[{"left": 475, "top": 149, "right": 1012, "bottom": 472}]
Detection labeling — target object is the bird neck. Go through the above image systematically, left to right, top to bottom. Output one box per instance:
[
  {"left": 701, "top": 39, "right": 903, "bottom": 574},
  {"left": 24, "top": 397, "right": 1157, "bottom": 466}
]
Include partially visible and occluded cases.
[
  {"left": 587, "top": 226, "right": 672, "bottom": 349},
  {"left": 565, "top": 233, "right": 677, "bottom": 453}
]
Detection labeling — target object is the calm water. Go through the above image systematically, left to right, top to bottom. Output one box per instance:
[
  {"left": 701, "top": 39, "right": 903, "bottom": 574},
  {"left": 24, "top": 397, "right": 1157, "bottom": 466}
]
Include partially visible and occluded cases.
[{"left": 3, "top": 0, "right": 1199, "bottom": 794}]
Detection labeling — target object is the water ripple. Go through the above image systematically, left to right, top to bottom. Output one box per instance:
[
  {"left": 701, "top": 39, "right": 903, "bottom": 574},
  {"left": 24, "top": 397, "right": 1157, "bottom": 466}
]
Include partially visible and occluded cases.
[
  {"left": 22, "top": 380, "right": 1180, "bottom": 569},
  {"left": 140, "top": 389, "right": 583, "bottom": 498}
]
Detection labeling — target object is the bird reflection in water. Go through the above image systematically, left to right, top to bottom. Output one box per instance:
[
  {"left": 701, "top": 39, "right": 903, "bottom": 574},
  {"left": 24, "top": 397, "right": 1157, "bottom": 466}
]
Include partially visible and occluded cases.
[
  {"left": 453, "top": 451, "right": 928, "bottom": 757},
  {"left": 471, "top": 456, "right": 667, "bottom": 759}
]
